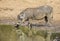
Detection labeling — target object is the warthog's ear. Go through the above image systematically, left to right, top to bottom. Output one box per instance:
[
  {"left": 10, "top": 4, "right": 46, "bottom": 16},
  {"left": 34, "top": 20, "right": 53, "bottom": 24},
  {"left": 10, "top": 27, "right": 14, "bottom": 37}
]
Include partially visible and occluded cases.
[{"left": 17, "top": 14, "right": 20, "bottom": 20}]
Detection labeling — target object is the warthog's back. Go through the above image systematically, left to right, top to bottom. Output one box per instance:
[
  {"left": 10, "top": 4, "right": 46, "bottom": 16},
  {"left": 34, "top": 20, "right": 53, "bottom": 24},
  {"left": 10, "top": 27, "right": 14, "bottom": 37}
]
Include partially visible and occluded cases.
[{"left": 33, "top": 5, "right": 53, "bottom": 19}]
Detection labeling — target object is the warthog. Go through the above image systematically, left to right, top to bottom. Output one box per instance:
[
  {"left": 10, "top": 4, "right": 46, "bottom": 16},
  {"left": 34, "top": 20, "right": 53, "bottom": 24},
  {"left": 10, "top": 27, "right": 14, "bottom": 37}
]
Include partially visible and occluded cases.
[{"left": 17, "top": 5, "right": 53, "bottom": 28}]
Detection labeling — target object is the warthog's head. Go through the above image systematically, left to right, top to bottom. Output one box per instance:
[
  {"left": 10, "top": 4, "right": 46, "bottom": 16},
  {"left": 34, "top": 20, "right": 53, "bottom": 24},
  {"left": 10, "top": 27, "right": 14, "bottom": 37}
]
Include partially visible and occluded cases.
[{"left": 18, "top": 13, "right": 26, "bottom": 23}]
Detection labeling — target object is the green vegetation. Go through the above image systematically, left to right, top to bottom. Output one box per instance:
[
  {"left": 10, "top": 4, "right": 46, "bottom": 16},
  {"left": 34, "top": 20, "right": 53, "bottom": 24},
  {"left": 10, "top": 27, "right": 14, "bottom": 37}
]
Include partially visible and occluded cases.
[
  {"left": 0, "top": 25, "right": 59, "bottom": 41},
  {"left": 0, "top": 25, "right": 17, "bottom": 41},
  {"left": 18, "top": 26, "right": 49, "bottom": 41},
  {"left": 50, "top": 33, "right": 60, "bottom": 41}
]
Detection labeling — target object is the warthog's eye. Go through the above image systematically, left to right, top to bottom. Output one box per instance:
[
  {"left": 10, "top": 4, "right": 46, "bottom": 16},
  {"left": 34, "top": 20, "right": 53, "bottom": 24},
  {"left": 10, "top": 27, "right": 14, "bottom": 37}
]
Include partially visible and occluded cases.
[
  {"left": 19, "top": 13, "right": 25, "bottom": 21},
  {"left": 19, "top": 14, "right": 24, "bottom": 20},
  {"left": 20, "top": 15, "right": 23, "bottom": 17},
  {"left": 21, "top": 15, "right": 23, "bottom": 16}
]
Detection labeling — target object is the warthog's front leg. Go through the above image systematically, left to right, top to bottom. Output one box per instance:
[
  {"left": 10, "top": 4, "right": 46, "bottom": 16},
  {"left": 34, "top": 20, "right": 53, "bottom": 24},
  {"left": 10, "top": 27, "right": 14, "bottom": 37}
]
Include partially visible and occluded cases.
[{"left": 27, "top": 21, "right": 32, "bottom": 30}]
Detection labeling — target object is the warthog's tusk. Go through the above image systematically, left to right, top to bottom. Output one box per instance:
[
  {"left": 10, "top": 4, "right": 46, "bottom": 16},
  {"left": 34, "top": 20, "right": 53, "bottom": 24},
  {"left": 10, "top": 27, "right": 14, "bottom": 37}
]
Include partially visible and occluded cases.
[{"left": 22, "top": 19, "right": 25, "bottom": 23}]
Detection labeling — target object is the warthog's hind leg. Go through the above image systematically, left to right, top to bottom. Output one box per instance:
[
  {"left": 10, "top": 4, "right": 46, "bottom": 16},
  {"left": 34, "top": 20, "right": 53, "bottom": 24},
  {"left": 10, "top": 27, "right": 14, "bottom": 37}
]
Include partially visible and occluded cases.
[
  {"left": 46, "top": 15, "right": 53, "bottom": 27},
  {"left": 44, "top": 16, "right": 49, "bottom": 26}
]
